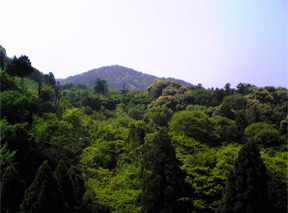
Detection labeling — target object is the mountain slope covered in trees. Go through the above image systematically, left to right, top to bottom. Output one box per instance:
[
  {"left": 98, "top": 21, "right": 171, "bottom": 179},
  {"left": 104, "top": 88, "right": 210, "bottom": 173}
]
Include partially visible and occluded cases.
[
  {"left": 1, "top": 47, "right": 287, "bottom": 213},
  {"left": 58, "top": 65, "right": 193, "bottom": 91}
]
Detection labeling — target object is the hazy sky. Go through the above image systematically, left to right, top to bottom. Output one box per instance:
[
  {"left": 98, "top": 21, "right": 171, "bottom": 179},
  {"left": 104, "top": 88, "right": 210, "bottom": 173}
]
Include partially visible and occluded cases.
[{"left": 2, "top": 0, "right": 287, "bottom": 88}]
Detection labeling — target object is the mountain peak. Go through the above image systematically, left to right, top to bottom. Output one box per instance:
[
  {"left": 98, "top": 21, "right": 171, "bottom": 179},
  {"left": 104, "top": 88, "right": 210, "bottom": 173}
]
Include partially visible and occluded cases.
[{"left": 59, "top": 65, "right": 193, "bottom": 91}]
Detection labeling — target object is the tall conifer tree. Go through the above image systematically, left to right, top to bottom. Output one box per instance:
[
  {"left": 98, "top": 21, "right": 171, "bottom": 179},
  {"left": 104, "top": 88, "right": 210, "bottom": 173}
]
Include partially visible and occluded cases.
[
  {"left": 94, "top": 78, "right": 108, "bottom": 95},
  {"left": 141, "top": 128, "right": 192, "bottom": 213},
  {"left": 217, "top": 141, "right": 275, "bottom": 213},
  {"left": 20, "top": 160, "right": 68, "bottom": 213},
  {"left": 55, "top": 160, "right": 76, "bottom": 212},
  {"left": 1, "top": 166, "right": 25, "bottom": 213}
]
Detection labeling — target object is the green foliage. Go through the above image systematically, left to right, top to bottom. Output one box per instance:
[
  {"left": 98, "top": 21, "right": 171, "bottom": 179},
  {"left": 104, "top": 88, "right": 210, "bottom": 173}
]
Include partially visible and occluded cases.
[
  {"left": 0, "top": 45, "right": 8, "bottom": 69},
  {"left": 6, "top": 55, "right": 34, "bottom": 78},
  {"left": 1, "top": 56, "right": 287, "bottom": 213},
  {"left": 60, "top": 65, "right": 192, "bottom": 91},
  {"left": 27, "top": 68, "right": 43, "bottom": 84},
  {"left": 0, "top": 69, "right": 21, "bottom": 91},
  {"left": 43, "top": 72, "right": 56, "bottom": 87},
  {"left": 94, "top": 78, "right": 108, "bottom": 95},
  {"left": 147, "top": 80, "right": 194, "bottom": 110},
  {"left": 147, "top": 80, "right": 187, "bottom": 99},
  {"left": 236, "top": 83, "right": 254, "bottom": 95},
  {"left": 39, "top": 84, "right": 55, "bottom": 102},
  {"left": 61, "top": 85, "right": 86, "bottom": 108},
  {"left": 245, "top": 87, "right": 287, "bottom": 127},
  {"left": 191, "top": 88, "right": 219, "bottom": 106},
  {"left": 213, "top": 88, "right": 225, "bottom": 103},
  {"left": 1, "top": 90, "right": 35, "bottom": 123},
  {"left": 131, "top": 91, "right": 153, "bottom": 105},
  {"left": 82, "top": 92, "right": 101, "bottom": 111},
  {"left": 102, "top": 92, "right": 121, "bottom": 110},
  {"left": 217, "top": 94, "right": 247, "bottom": 120},
  {"left": 149, "top": 95, "right": 178, "bottom": 110},
  {"left": 127, "top": 104, "right": 146, "bottom": 120},
  {"left": 186, "top": 104, "right": 215, "bottom": 116},
  {"left": 144, "top": 105, "right": 173, "bottom": 128},
  {"left": 62, "top": 108, "right": 83, "bottom": 129},
  {"left": 170, "top": 110, "right": 220, "bottom": 146},
  {"left": 30, "top": 111, "right": 89, "bottom": 167},
  {"left": 210, "top": 116, "right": 238, "bottom": 143},
  {"left": 279, "top": 116, "right": 287, "bottom": 136},
  {"left": 0, "top": 120, "right": 16, "bottom": 173},
  {"left": 127, "top": 120, "right": 152, "bottom": 164},
  {"left": 1, "top": 121, "right": 43, "bottom": 185},
  {"left": 245, "top": 122, "right": 285, "bottom": 148},
  {"left": 141, "top": 128, "right": 192, "bottom": 213},
  {"left": 172, "top": 135, "right": 208, "bottom": 161},
  {"left": 80, "top": 139, "right": 118, "bottom": 171},
  {"left": 0, "top": 142, "right": 16, "bottom": 174},
  {"left": 218, "top": 142, "right": 275, "bottom": 213},
  {"left": 181, "top": 144, "right": 241, "bottom": 212},
  {"left": 261, "top": 151, "right": 288, "bottom": 213},
  {"left": 20, "top": 160, "right": 69, "bottom": 213},
  {"left": 55, "top": 160, "right": 76, "bottom": 212},
  {"left": 1, "top": 165, "right": 26, "bottom": 213},
  {"left": 84, "top": 165, "right": 142, "bottom": 212},
  {"left": 68, "top": 166, "right": 86, "bottom": 211}
]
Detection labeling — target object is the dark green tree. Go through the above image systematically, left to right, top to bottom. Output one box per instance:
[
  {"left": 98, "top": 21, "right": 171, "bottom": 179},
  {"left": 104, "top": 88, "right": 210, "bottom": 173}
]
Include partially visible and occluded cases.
[
  {"left": 0, "top": 45, "right": 8, "bottom": 69},
  {"left": 6, "top": 55, "right": 34, "bottom": 77},
  {"left": 0, "top": 69, "right": 21, "bottom": 91},
  {"left": 28, "top": 69, "right": 44, "bottom": 97},
  {"left": 43, "top": 72, "right": 56, "bottom": 87},
  {"left": 94, "top": 78, "right": 108, "bottom": 95},
  {"left": 146, "top": 80, "right": 170, "bottom": 99},
  {"left": 54, "top": 81, "right": 62, "bottom": 113},
  {"left": 224, "top": 83, "right": 232, "bottom": 95},
  {"left": 236, "top": 83, "right": 254, "bottom": 95},
  {"left": 214, "top": 87, "right": 225, "bottom": 103},
  {"left": 191, "top": 88, "right": 218, "bottom": 106},
  {"left": 1, "top": 90, "right": 35, "bottom": 124},
  {"left": 131, "top": 91, "right": 153, "bottom": 105},
  {"left": 219, "top": 94, "right": 247, "bottom": 120},
  {"left": 127, "top": 104, "right": 146, "bottom": 120},
  {"left": 144, "top": 105, "right": 173, "bottom": 128},
  {"left": 169, "top": 110, "right": 220, "bottom": 146},
  {"left": 210, "top": 115, "right": 238, "bottom": 144},
  {"left": 127, "top": 121, "right": 152, "bottom": 164},
  {"left": 245, "top": 122, "right": 285, "bottom": 148},
  {"left": 141, "top": 128, "right": 192, "bottom": 213},
  {"left": 217, "top": 141, "right": 276, "bottom": 213},
  {"left": 0, "top": 142, "right": 16, "bottom": 176},
  {"left": 20, "top": 160, "right": 69, "bottom": 213},
  {"left": 55, "top": 160, "right": 76, "bottom": 212},
  {"left": 1, "top": 165, "right": 26, "bottom": 213},
  {"left": 68, "top": 166, "right": 86, "bottom": 211}
]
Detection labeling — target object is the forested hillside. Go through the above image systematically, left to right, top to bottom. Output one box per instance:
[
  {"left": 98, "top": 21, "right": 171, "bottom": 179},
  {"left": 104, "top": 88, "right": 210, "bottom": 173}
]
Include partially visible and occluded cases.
[
  {"left": 1, "top": 50, "right": 287, "bottom": 213},
  {"left": 58, "top": 65, "right": 193, "bottom": 91}
]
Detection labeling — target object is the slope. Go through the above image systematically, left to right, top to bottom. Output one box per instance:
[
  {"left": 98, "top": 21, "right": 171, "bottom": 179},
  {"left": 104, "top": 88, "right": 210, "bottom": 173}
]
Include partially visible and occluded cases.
[{"left": 58, "top": 65, "right": 193, "bottom": 91}]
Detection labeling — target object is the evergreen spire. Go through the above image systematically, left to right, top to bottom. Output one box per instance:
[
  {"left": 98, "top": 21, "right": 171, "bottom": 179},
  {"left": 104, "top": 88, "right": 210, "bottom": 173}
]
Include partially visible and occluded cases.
[
  {"left": 141, "top": 128, "right": 192, "bottom": 213},
  {"left": 217, "top": 141, "right": 275, "bottom": 213},
  {"left": 20, "top": 160, "right": 69, "bottom": 213},
  {"left": 55, "top": 160, "right": 76, "bottom": 212},
  {"left": 1, "top": 165, "right": 25, "bottom": 213}
]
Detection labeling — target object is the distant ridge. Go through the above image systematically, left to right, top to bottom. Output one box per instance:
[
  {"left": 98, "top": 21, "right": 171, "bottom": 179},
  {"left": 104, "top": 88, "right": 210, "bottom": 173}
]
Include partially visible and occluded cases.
[{"left": 58, "top": 65, "right": 193, "bottom": 91}]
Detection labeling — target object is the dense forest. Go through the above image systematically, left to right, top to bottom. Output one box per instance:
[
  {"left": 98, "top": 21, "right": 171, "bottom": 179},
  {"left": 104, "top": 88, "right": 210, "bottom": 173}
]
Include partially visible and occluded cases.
[{"left": 1, "top": 48, "right": 287, "bottom": 213}]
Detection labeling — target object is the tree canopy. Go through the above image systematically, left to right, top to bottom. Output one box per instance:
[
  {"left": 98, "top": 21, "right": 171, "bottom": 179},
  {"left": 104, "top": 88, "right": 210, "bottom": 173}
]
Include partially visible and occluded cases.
[
  {"left": 1, "top": 50, "right": 287, "bottom": 213},
  {"left": 6, "top": 55, "right": 34, "bottom": 78}
]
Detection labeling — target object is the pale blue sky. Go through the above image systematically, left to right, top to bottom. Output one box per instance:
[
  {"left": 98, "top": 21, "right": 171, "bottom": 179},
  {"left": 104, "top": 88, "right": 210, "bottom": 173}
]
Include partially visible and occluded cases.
[{"left": 2, "top": 0, "right": 287, "bottom": 88}]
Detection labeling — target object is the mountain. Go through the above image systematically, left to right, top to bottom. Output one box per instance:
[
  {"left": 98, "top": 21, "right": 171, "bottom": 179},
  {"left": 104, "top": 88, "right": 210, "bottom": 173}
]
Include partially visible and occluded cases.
[{"left": 58, "top": 65, "right": 193, "bottom": 91}]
